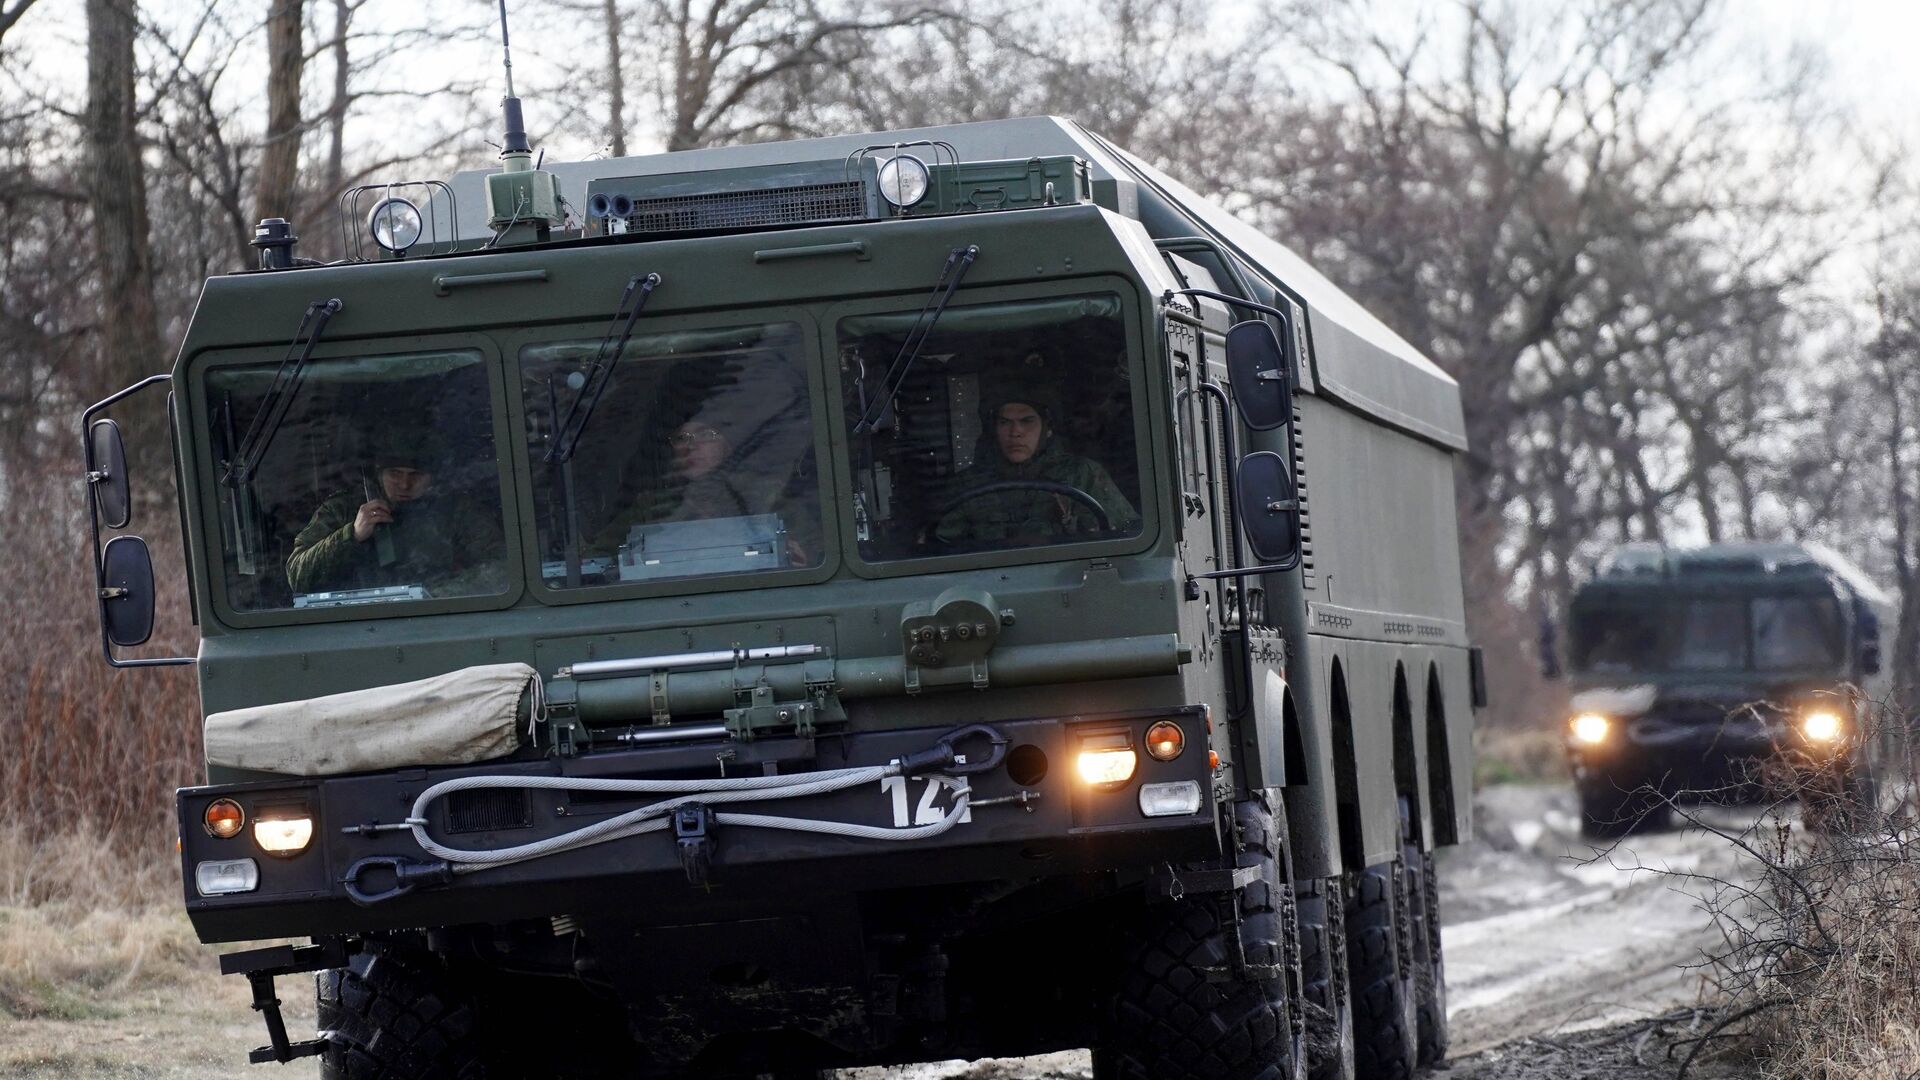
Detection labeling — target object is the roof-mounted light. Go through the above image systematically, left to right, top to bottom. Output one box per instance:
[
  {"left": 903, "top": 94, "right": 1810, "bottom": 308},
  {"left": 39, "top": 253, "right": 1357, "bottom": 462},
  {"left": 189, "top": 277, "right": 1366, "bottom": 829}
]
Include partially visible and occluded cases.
[
  {"left": 877, "top": 155, "right": 930, "bottom": 208},
  {"left": 368, "top": 197, "right": 423, "bottom": 253}
]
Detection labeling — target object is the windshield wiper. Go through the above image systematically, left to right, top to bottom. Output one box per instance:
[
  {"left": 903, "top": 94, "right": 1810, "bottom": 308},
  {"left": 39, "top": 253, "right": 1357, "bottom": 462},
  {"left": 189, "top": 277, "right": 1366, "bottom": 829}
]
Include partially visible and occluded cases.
[
  {"left": 852, "top": 245, "right": 977, "bottom": 435},
  {"left": 546, "top": 272, "right": 662, "bottom": 465},
  {"left": 222, "top": 298, "right": 343, "bottom": 487}
]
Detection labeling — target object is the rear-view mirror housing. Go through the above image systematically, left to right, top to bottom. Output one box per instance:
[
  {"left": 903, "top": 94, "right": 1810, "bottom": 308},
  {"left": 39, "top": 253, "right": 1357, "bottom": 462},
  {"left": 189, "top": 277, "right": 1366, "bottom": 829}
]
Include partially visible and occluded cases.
[
  {"left": 1225, "top": 320, "right": 1293, "bottom": 431},
  {"left": 89, "top": 418, "right": 131, "bottom": 529},
  {"left": 1236, "top": 451, "right": 1301, "bottom": 569},
  {"left": 100, "top": 535, "right": 157, "bottom": 648}
]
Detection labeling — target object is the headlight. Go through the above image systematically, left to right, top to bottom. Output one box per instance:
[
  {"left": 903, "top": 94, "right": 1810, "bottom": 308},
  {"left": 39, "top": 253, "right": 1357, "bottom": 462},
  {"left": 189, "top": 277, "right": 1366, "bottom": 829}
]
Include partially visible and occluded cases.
[
  {"left": 877, "top": 155, "right": 930, "bottom": 208},
  {"left": 367, "top": 197, "right": 423, "bottom": 253},
  {"left": 1801, "top": 710, "right": 1844, "bottom": 743},
  {"left": 1570, "top": 713, "right": 1611, "bottom": 746},
  {"left": 1145, "top": 720, "right": 1187, "bottom": 761},
  {"left": 1076, "top": 737, "right": 1139, "bottom": 786},
  {"left": 203, "top": 798, "right": 245, "bottom": 839},
  {"left": 253, "top": 815, "right": 314, "bottom": 855},
  {"left": 194, "top": 858, "right": 259, "bottom": 896}
]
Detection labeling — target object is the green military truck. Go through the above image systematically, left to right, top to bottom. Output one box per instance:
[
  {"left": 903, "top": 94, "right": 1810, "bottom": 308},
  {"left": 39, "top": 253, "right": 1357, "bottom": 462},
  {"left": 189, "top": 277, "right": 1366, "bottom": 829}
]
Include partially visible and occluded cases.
[
  {"left": 84, "top": 111, "right": 1480, "bottom": 1079},
  {"left": 1561, "top": 542, "right": 1890, "bottom": 836}
]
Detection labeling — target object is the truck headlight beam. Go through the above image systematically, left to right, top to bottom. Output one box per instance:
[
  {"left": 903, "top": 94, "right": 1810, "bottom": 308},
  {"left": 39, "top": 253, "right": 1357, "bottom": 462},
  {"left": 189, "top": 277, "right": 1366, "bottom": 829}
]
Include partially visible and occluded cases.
[
  {"left": 1801, "top": 710, "right": 1844, "bottom": 744},
  {"left": 1570, "top": 713, "right": 1611, "bottom": 746}
]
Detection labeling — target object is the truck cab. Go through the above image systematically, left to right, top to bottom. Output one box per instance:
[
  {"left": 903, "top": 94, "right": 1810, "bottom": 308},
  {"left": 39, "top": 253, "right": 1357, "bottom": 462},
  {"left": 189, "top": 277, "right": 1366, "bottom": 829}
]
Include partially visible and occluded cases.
[{"left": 1563, "top": 541, "right": 1889, "bottom": 836}]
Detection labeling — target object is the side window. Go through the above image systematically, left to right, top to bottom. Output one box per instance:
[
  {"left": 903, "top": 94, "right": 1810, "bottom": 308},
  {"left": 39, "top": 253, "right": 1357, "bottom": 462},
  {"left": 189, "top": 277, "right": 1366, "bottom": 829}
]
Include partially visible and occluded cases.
[
  {"left": 839, "top": 293, "right": 1144, "bottom": 561},
  {"left": 520, "top": 322, "right": 822, "bottom": 589},
  {"left": 203, "top": 350, "right": 510, "bottom": 611},
  {"left": 1752, "top": 596, "right": 1843, "bottom": 669}
]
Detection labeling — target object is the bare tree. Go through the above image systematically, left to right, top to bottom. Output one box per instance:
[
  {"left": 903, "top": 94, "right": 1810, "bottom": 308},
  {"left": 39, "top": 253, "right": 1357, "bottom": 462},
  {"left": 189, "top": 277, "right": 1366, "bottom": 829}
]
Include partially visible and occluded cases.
[{"left": 83, "top": 0, "right": 165, "bottom": 410}]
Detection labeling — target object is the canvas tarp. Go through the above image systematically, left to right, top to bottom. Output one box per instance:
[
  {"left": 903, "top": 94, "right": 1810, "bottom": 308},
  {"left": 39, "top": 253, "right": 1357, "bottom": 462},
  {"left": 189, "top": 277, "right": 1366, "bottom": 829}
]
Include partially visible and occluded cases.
[{"left": 204, "top": 663, "right": 535, "bottom": 776}]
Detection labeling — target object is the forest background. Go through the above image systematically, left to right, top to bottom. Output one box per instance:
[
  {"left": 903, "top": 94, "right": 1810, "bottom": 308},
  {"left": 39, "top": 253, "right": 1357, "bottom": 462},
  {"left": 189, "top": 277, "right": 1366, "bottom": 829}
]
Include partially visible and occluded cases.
[{"left": 3, "top": 0, "right": 1919, "bottom": 856}]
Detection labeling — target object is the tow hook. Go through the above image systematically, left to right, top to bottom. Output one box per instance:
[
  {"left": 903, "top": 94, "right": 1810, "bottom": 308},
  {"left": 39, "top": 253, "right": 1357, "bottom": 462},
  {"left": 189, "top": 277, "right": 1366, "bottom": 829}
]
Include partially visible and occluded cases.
[
  {"left": 896, "top": 723, "right": 1009, "bottom": 777},
  {"left": 675, "top": 802, "right": 716, "bottom": 886},
  {"left": 342, "top": 855, "right": 454, "bottom": 905}
]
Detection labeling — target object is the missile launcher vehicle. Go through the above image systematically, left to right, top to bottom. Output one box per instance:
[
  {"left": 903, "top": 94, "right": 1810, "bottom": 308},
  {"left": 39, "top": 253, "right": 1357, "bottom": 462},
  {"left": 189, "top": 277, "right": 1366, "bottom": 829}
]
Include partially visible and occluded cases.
[{"left": 84, "top": 102, "right": 1480, "bottom": 1080}]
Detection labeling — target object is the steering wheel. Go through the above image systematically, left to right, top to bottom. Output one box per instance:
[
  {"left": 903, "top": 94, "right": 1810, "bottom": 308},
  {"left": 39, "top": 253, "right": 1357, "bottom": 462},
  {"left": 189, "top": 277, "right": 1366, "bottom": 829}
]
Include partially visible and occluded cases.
[{"left": 929, "top": 480, "right": 1114, "bottom": 545}]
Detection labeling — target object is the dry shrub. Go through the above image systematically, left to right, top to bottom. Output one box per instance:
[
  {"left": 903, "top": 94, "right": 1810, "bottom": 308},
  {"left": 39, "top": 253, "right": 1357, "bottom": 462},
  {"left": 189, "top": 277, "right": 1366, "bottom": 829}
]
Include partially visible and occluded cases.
[
  {"left": 0, "top": 455, "right": 202, "bottom": 903},
  {"left": 1670, "top": 706, "right": 1920, "bottom": 1079},
  {"left": 1473, "top": 724, "right": 1566, "bottom": 786}
]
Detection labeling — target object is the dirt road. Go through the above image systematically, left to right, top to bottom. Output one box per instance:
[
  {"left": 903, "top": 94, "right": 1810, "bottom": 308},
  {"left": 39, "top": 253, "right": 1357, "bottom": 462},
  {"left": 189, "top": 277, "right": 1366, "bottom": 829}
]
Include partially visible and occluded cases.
[{"left": 0, "top": 782, "right": 1754, "bottom": 1078}]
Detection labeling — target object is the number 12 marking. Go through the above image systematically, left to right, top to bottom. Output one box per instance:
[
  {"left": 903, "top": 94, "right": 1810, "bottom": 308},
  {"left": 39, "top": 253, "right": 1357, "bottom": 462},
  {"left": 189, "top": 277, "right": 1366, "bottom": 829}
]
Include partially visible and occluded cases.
[{"left": 880, "top": 775, "right": 972, "bottom": 828}]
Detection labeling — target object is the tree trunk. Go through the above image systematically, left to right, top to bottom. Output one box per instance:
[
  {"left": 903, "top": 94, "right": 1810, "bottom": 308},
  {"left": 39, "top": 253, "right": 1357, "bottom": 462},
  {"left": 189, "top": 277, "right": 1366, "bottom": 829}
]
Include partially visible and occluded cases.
[
  {"left": 83, "top": 0, "right": 165, "bottom": 449},
  {"left": 255, "top": 0, "right": 305, "bottom": 223},
  {"left": 324, "top": 0, "right": 349, "bottom": 199},
  {"left": 604, "top": 0, "right": 626, "bottom": 157}
]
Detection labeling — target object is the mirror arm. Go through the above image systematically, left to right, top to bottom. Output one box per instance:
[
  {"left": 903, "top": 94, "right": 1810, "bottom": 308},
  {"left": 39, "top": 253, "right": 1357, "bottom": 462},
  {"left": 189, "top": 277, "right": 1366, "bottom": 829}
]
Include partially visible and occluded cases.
[{"left": 1163, "top": 287, "right": 1292, "bottom": 325}]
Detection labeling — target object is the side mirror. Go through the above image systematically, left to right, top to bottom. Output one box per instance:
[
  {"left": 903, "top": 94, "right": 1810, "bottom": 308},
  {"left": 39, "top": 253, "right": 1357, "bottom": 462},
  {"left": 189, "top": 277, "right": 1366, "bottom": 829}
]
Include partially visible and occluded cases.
[
  {"left": 1225, "top": 320, "right": 1293, "bottom": 431},
  {"left": 88, "top": 418, "right": 131, "bottom": 529},
  {"left": 1236, "top": 450, "right": 1301, "bottom": 569},
  {"left": 100, "top": 535, "right": 157, "bottom": 647},
  {"left": 1855, "top": 600, "right": 1882, "bottom": 676}
]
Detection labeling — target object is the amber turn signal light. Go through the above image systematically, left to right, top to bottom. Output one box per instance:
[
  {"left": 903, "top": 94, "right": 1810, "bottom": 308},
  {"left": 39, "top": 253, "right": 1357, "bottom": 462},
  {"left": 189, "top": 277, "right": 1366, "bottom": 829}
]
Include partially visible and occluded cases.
[
  {"left": 1145, "top": 721, "right": 1186, "bottom": 762},
  {"left": 204, "top": 798, "right": 245, "bottom": 839}
]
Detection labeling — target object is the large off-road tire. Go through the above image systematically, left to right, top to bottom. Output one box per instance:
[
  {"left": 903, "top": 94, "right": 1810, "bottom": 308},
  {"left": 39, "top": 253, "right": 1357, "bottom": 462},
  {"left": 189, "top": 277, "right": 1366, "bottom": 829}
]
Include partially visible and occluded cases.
[
  {"left": 1576, "top": 776, "right": 1670, "bottom": 839},
  {"left": 1098, "top": 793, "right": 1302, "bottom": 1080},
  {"left": 1400, "top": 807, "right": 1448, "bottom": 1068},
  {"left": 1344, "top": 859, "right": 1416, "bottom": 1080},
  {"left": 1295, "top": 876, "right": 1354, "bottom": 1080},
  {"left": 316, "top": 940, "right": 486, "bottom": 1079}
]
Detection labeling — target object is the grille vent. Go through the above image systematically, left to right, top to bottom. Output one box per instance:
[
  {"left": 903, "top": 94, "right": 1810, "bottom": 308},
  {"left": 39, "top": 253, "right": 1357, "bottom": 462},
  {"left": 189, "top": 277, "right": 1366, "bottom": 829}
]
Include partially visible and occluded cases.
[
  {"left": 622, "top": 181, "right": 868, "bottom": 234},
  {"left": 1294, "top": 403, "right": 1314, "bottom": 587},
  {"left": 445, "top": 789, "right": 531, "bottom": 834}
]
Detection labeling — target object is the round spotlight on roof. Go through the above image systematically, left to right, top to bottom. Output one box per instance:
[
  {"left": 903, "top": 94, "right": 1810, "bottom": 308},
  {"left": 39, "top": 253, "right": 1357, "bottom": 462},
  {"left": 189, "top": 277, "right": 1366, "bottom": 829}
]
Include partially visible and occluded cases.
[
  {"left": 877, "top": 155, "right": 930, "bottom": 209},
  {"left": 367, "top": 197, "right": 424, "bottom": 253}
]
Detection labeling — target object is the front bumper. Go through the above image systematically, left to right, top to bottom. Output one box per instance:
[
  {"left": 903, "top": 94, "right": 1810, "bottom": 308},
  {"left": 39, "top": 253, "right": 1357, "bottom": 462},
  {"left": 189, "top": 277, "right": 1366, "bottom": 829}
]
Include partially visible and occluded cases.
[
  {"left": 178, "top": 710, "right": 1220, "bottom": 943},
  {"left": 1567, "top": 710, "right": 1858, "bottom": 793}
]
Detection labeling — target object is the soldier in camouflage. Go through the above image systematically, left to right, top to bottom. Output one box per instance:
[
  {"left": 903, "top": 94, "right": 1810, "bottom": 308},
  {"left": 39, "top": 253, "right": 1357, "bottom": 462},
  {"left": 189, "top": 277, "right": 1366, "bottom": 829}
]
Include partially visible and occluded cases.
[
  {"left": 932, "top": 387, "right": 1139, "bottom": 550},
  {"left": 285, "top": 431, "right": 505, "bottom": 596}
]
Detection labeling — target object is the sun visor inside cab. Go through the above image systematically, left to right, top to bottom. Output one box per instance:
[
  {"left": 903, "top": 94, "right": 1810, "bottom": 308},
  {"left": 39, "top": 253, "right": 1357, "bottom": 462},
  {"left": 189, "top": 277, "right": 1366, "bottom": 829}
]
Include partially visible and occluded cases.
[{"left": 204, "top": 663, "right": 536, "bottom": 776}]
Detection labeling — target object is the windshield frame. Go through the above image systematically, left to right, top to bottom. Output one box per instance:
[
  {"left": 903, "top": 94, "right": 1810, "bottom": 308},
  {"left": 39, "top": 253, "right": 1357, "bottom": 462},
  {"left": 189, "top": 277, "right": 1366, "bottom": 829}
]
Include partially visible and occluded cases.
[
  {"left": 822, "top": 276, "right": 1160, "bottom": 579},
  {"left": 499, "top": 302, "right": 840, "bottom": 606},
  {"left": 184, "top": 331, "right": 526, "bottom": 629},
  {"left": 1569, "top": 586, "right": 1850, "bottom": 677}
]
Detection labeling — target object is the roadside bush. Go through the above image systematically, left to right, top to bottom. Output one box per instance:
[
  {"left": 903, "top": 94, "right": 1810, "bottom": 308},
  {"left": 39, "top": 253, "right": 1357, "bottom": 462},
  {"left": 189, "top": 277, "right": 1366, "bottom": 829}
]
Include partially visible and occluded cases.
[
  {"left": 0, "top": 463, "right": 201, "bottom": 904},
  {"left": 1668, "top": 706, "right": 1920, "bottom": 1079}
]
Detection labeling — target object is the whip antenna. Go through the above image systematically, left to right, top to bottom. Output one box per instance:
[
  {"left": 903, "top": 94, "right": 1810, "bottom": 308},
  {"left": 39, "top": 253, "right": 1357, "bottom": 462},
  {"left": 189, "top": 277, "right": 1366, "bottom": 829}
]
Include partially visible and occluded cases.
[{"left": 496, "top": 0, "right": 529, "bottom": 156}]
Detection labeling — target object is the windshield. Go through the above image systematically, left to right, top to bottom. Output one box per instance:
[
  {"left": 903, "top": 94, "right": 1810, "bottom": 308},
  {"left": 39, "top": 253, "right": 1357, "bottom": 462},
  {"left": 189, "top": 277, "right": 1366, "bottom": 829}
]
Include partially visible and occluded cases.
[
  {"left": 839, "top": 292, "right": 1143, "bottom": 561},
  {"left": 520, "top": 321, "right": 822, "bottom": 589},
  {"left": 204, "top": 349, "right": 511, "bottom": 612},
  {"left": 1571, "top": 593, "right": 1845, "bottom": 674}
]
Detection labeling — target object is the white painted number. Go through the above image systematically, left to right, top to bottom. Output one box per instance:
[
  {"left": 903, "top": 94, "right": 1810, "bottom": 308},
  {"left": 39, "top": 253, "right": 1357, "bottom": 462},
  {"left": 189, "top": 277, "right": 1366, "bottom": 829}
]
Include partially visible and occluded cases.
[{"left": 879, "top": 775, "right": 972, "bottom": 828}]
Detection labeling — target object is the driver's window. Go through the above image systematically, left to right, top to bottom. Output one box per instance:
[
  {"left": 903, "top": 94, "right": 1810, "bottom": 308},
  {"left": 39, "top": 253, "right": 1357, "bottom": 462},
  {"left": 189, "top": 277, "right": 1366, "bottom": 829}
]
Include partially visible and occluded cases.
[
  {"left": 839, "top": 293, "right": 1143, "bottom": 561},
  {"left": 204, "top": 349, "right": 511, "bottom": 612}
]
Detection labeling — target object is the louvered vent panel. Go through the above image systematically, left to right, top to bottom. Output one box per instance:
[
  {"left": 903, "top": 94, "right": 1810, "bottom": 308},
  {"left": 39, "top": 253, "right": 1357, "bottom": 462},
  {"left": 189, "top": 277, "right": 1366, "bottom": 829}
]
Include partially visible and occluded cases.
[
  {"left": 623, "top": 182, "right": 868, "bottom": 234},
  {"left": 1294, "top": 404, "right": 1314, "bottom": 588},
  {"left": 445, "top": 789, "right": 531, "bottom": 834}
]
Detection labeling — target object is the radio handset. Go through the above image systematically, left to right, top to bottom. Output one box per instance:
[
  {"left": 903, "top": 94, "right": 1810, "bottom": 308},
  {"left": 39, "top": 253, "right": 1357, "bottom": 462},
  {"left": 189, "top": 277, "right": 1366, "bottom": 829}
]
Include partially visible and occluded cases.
[{"left": 365, "top": 475, "right": 399, "bottom": 567}]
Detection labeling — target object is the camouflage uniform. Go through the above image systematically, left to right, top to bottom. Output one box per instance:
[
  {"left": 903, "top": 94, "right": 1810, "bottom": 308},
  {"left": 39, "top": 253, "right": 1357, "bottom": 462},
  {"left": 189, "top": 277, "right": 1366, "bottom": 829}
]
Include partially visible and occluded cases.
[
  {"left": 933, "top": 440, "right": 1140, "bottom": 549},
  {"left": 286, "top": 492, "right": 503, "bottom": 595}
]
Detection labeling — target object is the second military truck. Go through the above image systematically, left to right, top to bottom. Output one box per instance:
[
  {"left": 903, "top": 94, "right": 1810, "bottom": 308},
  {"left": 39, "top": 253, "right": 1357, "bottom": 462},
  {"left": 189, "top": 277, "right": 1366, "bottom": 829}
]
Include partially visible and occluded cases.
[{"left": 86, "top": 113, "right": 1479, "bottom": 1079}]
